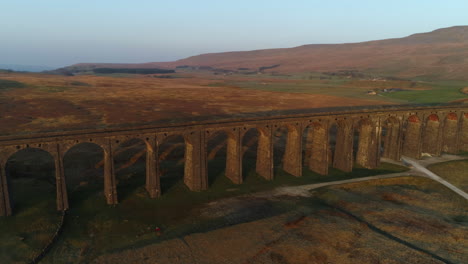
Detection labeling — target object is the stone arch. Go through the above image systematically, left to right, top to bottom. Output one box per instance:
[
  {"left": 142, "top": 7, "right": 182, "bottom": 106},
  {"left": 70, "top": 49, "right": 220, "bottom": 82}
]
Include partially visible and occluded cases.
[
  {"left": 442, "top": 112, "right": 459, "bottom": 153},
  {"left": 402, "top": 114, "right": 422, "bottom": 158},
  {"left": 422, "top": 114, "right": 441, "bottom": 156},
  {"left": 381, "top": 116, "right": 401, "bottom": 160},
  {"left": 303, "top": 121, "right": 329, "bottom": 175},
  {"left": 272, "top": 124, "right": 289, "bottom": 171},
  {"left": 240, "top": 125, "right": 274, "bottom": 181},
  {"left": 241, "top": 127, "right": 259, "bottom": 180},
  {"left": 206, "top": 130, "right": 228, "bottom": 185},
  {"left": 158, "top": 133, "right": 186, "bottom": 193},
  {"left": 113, "top": 138, "right": 149, "bottom": 201},
  {"left": 63, "top": 142, "right": 107, "bottom": 206},
  {"left": 4, "top": 147, "right": 56, "bottom": 214}
]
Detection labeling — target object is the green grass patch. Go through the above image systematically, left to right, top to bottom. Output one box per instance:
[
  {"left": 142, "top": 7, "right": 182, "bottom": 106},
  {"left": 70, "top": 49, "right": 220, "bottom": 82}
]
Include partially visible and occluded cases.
[
  {"left": 0, "top": 79, "right": 27, "bottom": 90},
  {"left": 380, "top": 80, "right": 468, "bottom": 104},
  {"left": 36, "top": 86, "right": 70, "bottom": 93},
  {"left": 427, "top": 159, "right": 468, "bottom": 192}
]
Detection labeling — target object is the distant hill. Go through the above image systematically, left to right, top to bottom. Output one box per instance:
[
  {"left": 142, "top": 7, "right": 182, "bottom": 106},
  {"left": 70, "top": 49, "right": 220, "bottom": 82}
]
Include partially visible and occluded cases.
[{"left": 60, "top": 26, "right": 468, "bottom": 80}]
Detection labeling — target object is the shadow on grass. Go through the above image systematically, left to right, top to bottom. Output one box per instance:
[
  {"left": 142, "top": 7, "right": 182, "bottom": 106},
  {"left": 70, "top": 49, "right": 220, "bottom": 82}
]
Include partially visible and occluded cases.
[{"left": 5, "top": 160, "right": 408, "bottom": 263}]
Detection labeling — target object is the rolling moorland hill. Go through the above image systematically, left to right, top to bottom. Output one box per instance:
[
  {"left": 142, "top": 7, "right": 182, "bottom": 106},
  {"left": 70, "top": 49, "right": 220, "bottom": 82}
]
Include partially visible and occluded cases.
[{"left": 62, "top": 26, "right": 468, "bottom": 80}]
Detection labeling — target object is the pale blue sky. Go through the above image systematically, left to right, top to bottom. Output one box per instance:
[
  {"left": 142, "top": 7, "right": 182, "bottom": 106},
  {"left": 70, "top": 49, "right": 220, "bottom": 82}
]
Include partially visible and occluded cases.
[{"left": 1, "top": 0, "right": 467, "bottom": 67}]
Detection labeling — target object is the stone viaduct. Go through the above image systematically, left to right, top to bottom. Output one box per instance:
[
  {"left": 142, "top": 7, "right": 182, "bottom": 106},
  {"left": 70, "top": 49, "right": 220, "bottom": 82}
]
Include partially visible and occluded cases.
[{"left": 1, "top": 104, "right": 467, "bottom": 216}]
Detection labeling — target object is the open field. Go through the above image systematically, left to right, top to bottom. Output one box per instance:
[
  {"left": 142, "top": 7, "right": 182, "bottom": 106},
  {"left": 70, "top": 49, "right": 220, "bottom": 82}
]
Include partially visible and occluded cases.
[
  {"left": 1, "top": 70, "right": 466, "bottom": 136},
  {"left": 0, "top": 71, "right": 393, "bottom": 136},
  {"left": 0, "top": 145, "right": 408, "bottom": 264},
  {"left": 428, "top": 159, "right": 468, "bottom": 192},
  {"left": 91, "top": 176, "right": 468, "bottom": 264}
]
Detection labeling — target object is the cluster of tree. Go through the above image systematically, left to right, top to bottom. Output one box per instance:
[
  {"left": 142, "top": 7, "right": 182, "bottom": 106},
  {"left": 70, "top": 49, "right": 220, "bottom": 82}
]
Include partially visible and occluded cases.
[
  {"left": 258, "top": 64, "right": 280, "bottom": 72},
  {"left": 92, "top": 68, "right": 175, "bottom": 74}
]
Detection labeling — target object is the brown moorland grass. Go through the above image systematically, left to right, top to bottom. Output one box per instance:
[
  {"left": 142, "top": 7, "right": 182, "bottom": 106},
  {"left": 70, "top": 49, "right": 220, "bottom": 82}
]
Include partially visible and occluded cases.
[
  {"left": 0, "top": 72, "right": 390, "bottom": 135},
  {"left": 90, "top": 176, "right": 468, "bottom": 264}
]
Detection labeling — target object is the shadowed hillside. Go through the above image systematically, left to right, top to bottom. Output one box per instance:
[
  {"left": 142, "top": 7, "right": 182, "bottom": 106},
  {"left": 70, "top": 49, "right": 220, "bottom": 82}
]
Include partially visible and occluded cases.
[{"left": 62, "top": 26, "right": 468, "bottom": 80}]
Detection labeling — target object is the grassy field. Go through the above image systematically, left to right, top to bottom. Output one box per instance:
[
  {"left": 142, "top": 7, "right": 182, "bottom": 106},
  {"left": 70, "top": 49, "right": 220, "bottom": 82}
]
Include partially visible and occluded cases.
[
  {"left": 209, "top": 72, "right": 468, "bottom": 104},
  {"left": 0, "top": 157, "right": 407, "bottom": 264},
  {"left": 427, "top": 159, "right": 468, "bottom": 192},
  {"left": 91, "top": 176, "right": 468, "bottom": 264}
]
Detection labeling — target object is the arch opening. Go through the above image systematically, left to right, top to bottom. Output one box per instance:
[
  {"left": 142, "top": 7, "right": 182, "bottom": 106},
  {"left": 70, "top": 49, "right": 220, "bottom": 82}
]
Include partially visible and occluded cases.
[
  {"left": 442, "top": 113, "right": 459, "bottom": 153},
  {"left": 329, "top": 123, "right": 338, "bottom": 166},
  {"left": 273, "top": 126, "right": 288, "bottom": 171},
  {"left": 241, "top": 128, "right": 259, "bottom": 179},
  {"left": 206, "top": 131, "right": 228, "bottom": 186},
  {"left": 159, "top": 135, "right": 185, "bottom": 193},
  {"left": 113, "top": 138, "right": 147, "bottom": 201},
  {"left": 63, "top": 142, "right": 105, "bottom": 207},
  {"left": 5, "top": 148, "right": 56, "bottom": 214}
]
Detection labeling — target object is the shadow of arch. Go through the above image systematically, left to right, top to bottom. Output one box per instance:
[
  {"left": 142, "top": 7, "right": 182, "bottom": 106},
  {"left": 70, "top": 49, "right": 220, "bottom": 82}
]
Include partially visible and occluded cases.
[
  {"left": 422, "top": 114, "right": 440, "bottom": 156},
  {"left": 329, "top": 123, "right": 338, "bottom": 166},
  {"left": 272, "top": 125, "right": 288, "bottom": 172},
  {"left": 241, "top": 127, "right": 259, "bottom": 179},
  {"left": 206, "top": 130, "right": 227, "bottom": 186},
  {"left": 159, "top": 134, "right": 185, "bottom": 193},
  {"left": 113, "top": 138, "right": 147, "bottom": 202},
  {"left": 63, "top": 142, "right": 105, "bottom": 207},
  {"left": 5, "top": 148, "right": 56, "bottom": 214}
]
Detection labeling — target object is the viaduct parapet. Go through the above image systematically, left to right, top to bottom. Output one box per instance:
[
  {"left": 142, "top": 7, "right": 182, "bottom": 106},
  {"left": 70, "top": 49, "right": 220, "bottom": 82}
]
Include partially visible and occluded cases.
[{"left": 1, "top": 104, "right": 467, "bottom": 216}]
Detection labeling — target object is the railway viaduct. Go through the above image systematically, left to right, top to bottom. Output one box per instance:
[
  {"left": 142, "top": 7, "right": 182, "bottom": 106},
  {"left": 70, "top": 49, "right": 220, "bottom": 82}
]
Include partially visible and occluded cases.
[{"left": 1, "top": 104, "right": 467, "bottom": 216}]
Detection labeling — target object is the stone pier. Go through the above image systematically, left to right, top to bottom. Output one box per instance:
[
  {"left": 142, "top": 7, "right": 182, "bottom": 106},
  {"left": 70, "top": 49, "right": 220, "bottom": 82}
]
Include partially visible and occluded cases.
[
  {"left": 333, "top": 120, "right": 354, "bottom": 172},
  {"left": 283, "top": 124, "right": 303, "bottom": 177},
  {"left": 256, "top": 126, "right": 274, "bottom": 180},
  {"left": 226, "top": 129, "right": 243, "bottom": 184},
  {"left": 184, "top": 131, "right": 208, "bottom": 191}
]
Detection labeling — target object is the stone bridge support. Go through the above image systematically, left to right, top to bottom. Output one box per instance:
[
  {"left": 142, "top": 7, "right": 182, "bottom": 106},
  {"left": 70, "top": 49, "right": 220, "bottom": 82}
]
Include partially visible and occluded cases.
[
  {"left": 442, "top": 113, "right": 459, "bottom": 154},
  {"left": 460, "top": 113, "right": 468, "bottom": 152},
  {"left": 422, "top": 114, "right": 442, "bottom": 156},
  {"left": 402, "top": 115, "right": 422, "bottom": 159},
  {"left": 382, "top": 117, "right": 401, "bottom": 161},
  {"left": 333, "top": 119, "right": 354, "bottom": 172},
  {"left": 356, "top": 119, "right": 381, "bottom": 169},
  {"left": 308, "top": 122, "right": 329, "bottom": 175},
  {"left": 283, "top": 123, "right": 303, "bottom": 177},
  {"left": 256, "top": 126, "right": 274, "bottom": 180},
  {"left": 226, "top": 129, "right": 243, "bottom": 184},
  {"left": 184, "top": 131, "right": 208, "bottom": 191},
  {"left": 145, "top": 136, "right": 161, "bottom": 198},
  {"left": 103, "top": 140, "right": 118, "bottom": 205},
  {"left": 53, "top": 144, "right": 69, "bottom": 211},
  {"left": 0, "top": 160, "right": 11, "bottom": 216}
]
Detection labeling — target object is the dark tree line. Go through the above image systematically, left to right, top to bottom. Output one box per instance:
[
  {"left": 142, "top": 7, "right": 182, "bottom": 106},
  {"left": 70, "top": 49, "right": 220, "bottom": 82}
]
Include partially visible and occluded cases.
[{"left": 93, "top": 68, "right": 175, "bottom": 74}]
